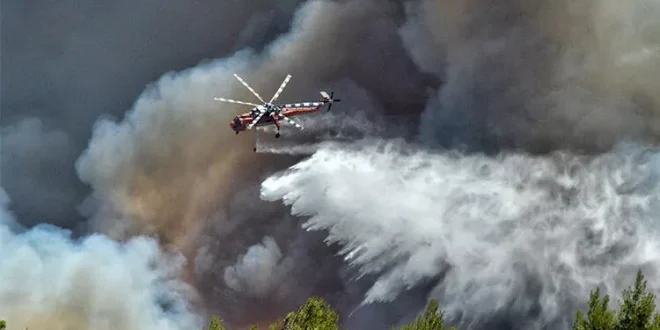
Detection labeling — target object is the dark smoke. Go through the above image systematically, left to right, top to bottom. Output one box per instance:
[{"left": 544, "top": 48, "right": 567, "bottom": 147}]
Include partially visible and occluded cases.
[
  {"left": 1, "top": 0, "right": 303, "bottom": 228},
  {"left": 2, "top": 0, "right": 436, "bottom": 328},
  {"left": 5, "top": 0, "right": 660, "bottom": 329},
  {"left": 72, "top": 0, "right": 438, "bottom": 324},
  {"left": 405, "top": 0, "right": 660, "bottom": 153},
  {"left": 0, "top": 118, "right": 78, "bottom": 228}
]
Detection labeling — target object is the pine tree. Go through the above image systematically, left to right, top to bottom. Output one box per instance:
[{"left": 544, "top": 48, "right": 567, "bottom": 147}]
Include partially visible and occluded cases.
[
  {"left": 572, "top": 270, "right": 660, "bottom": 330},
  {"left": 615, "top": 270, "right": 658, "bottom": 330},
  {"left": 573, "top": 288, "right": 616, "bottom": 330},
  {"left": 277, "top": 296, "right": 341, "bottom": 330},
  {"left": 395, "top": 299, "right": 455, "bottom": 330},
  {"left": 204, "top": 316, "right": 227, "bottom": 330}
]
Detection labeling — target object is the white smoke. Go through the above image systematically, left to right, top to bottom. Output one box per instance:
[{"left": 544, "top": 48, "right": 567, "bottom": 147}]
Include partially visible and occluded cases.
[
  {"left": 261, "top": 138, "right": 660, "bottom": 329},
  {"left": 0, "top": 187, "right": 202, "bottom": 330},
  {"left": 223, "top": 236, "right": 296, "bottom": 300}
]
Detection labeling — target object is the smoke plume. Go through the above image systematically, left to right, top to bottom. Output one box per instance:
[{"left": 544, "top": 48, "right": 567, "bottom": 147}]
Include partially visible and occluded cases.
[
  {"left": 1, "top": 0, "right": 304, "bottom": 228},
  {"left": 7, "top": 0, "right": 660, "bottom": 329},
  {"left": 72, "top": 0, "right": 434, "bottom": 326},
  {"left": 402, "top": 0, "right": 660, "bottom": 153},
  {"left": 0, "top": 118, "right": 79, "bottom": 229},
  {"left": 0, "top": 187, "right": 202, "bottom": 330}
]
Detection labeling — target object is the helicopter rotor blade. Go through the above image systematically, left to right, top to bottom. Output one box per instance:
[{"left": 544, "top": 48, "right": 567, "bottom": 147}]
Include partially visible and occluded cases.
[
  {"left": 233, "top": 73, "right": 266, "bottom": 103},
  {"left": 269, "top": 74, "right": 292, "bottom": 104},
  {"left": 213, "top": 97, "right": 260, "bottom": 107},
  {"left": 247, "top": 109, "right": 267, "bottom": 130},
  {"left": 279, "top": 113, "right": 304, "bottom": 130}
]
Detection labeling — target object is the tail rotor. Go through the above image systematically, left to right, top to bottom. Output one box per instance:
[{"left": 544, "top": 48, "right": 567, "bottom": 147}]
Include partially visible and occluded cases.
[{"left": 321, "top": 90, "right": 341, "bottom": 111}]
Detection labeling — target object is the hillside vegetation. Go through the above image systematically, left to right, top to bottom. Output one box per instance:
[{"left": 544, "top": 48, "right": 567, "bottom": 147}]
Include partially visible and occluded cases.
[{"left": 2, "top": 270, "right": 658, "bottom": 330}]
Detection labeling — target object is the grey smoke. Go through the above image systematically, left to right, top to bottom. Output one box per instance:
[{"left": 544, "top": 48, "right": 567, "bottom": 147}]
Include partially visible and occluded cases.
[
  {"left": 1, "top": 0, "right": 304, "bottom": 228},
  {"left": 1, "top": 0, "right": 311, "bottom": 325},
  {"left": 7, "top": 0, "right": 660, "bottom": 329},
  {"left": 72, "top": 0, "right": 434, "bottom": 326},
  {"left": 402, "top": 0, "right": 660, "bottom": 153},
  {"left": 0, "top": 118, "right": 79, "bottom": 229},
  {"left": 191, "top": 185, "right": 358, "bottom": 328},
  {"left": 223, "top": 236, "right": 295, "bottom": 299}
]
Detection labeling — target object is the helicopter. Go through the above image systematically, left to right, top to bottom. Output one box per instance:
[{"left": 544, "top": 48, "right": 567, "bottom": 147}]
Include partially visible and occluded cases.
[{"left": 214, "top": 73, "right": 340, "bottom": 151}]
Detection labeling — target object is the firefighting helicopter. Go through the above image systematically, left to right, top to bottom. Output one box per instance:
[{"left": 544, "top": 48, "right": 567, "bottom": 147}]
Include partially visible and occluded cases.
[{"left": 213, "top": 73, "right": 340, "bottom": 151}]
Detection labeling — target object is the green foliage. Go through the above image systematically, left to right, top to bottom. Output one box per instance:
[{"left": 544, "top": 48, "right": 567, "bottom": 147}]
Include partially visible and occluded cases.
[
  {"left": 573, "top": 270, "right": 660, "bottom": 330},
  {"left": 616, "top": 271, "right": 660, "bottom": 330},
  {"left": 573, "top": 288, "right": 616, "bottom": 330},
  {"left": 278, "top": 296, "right": 341, "bottom": 330},
  {"left": 198, "top": 297, "right": 455, "bottom": 330},
  {"left": 202, "top": 297, "right": 340, "bottom": 330},
  {"left": 395, "top": 300, "right": 455, "bottom": 330},
  {"left": 203, "top": 316, "right": 226, "bottom": 330},
  {"left": 0, "top": 319, "right": 5, "bottom": 330},
  {"left": 268, "top": 319, "right": 285, "bottom": 330}
]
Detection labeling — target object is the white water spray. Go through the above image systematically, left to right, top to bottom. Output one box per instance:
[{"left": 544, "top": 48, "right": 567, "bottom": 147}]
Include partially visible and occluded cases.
[{"left": 261, "top": 139, "right": 660, "bottom": 329}]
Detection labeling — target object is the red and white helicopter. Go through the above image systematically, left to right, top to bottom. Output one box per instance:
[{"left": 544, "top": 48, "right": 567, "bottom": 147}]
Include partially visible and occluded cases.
[{"left": 214, "top": 73, "right": 340, "bottom": 151}]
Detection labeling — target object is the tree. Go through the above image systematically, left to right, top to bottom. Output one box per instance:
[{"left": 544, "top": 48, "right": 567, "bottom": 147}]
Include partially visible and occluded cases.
[
  {"left": 573, "top": 270, "right": 660, "bottom": 330},
  {"left": 615, "top": 270, "right": 660, "bottom": 330},
  {"left": 573, "top": 288, "right": 616, "bottom": 330},
  {"left": 275, "top": 296, "right": 341, "bottom": 330},
  {"left": 201, "top": 297, "right": 341, "bottom": 330},
  {"left": 395, "top": 299, "right": 456, "bottom": 330},
  {"left": 203, "top": 316, "right": 227, "bottom": 330},
  {"left": 269, "top": 319, "right": 285, "bottom": 330},
  {"left": 0, "top": 320, "right": 5, "bottom": 330}
]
